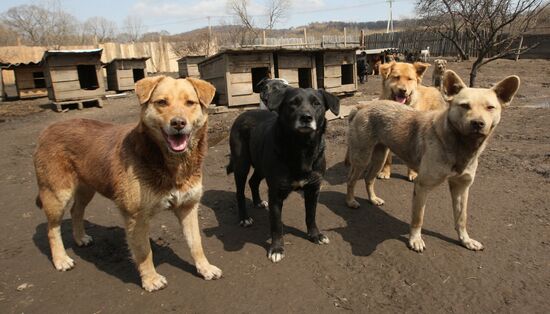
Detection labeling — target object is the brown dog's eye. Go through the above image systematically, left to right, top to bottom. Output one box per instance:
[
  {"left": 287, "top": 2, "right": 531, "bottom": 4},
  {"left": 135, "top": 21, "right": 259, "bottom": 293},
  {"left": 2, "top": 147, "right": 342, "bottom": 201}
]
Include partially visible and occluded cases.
[
  {"left": 155, "top": 99, "right": 168, "bottom": 106},
  {"left": 186, "top": 100, "right": 198, "bottom": 106},
  {"left": 460, "top": 103, "right": 470, "bottom": 110},
  {"left": 487, "top": 105, "right": 496, "bottom": 110}
]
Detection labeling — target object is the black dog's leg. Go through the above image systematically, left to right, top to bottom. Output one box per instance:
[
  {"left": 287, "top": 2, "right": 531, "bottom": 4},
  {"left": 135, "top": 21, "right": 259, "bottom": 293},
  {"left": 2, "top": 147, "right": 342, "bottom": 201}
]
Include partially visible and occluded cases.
[
  {"left": 234, "top": 161, "right": 253, "bottom": 227},
  {"left": 249, "top": 170, "right": 267, "bottom": 209},
  {"left": 304, "top": 183, "right": 329, "bottom": 245},
  {"left": 267, "top": 190, "right": 286, "bottom": 263}
]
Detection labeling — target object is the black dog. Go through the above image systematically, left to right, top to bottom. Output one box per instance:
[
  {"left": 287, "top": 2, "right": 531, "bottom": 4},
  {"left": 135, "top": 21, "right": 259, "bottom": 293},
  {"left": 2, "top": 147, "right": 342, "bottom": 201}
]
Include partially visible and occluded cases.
[
  {"left": 257, "top": 78, "right": 289, "bottom": 110},
  {"left": 226, "top": 86, "right": 340, "bottom": 263}
]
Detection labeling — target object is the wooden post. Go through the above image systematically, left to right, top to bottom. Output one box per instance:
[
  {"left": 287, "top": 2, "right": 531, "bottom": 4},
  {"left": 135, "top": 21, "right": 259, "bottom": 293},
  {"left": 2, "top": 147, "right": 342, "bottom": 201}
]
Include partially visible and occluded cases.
[
  {"left": 344, "top": 27, "right": 347, "bottom": 47},
  {"left": 304, "top": 28, "right": 308, "bottom": 47},
  {"left": 360, "top": 29, "right": 365, "bottom": 48},
  {"left": 263, "top": 30, "right": 266, "bottom": 46},
  {"left": 515, "top": 36, "right": 524, "bottom": 61}
]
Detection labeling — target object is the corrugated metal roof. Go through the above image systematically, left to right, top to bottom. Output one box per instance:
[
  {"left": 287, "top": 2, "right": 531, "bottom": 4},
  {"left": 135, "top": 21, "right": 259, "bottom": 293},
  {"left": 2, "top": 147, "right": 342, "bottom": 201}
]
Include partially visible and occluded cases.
[
  {"left": 43, "top": 48, "right": 103, "bottom": 59},
  {"left": 356, "top": 48, "right": 399, "bottom": 55},
  {"left": 107, "top": 57, "right": 150, "bottom": 63},
  {"left": 1, "top": 61, "right": 43, "bottom": 69}
]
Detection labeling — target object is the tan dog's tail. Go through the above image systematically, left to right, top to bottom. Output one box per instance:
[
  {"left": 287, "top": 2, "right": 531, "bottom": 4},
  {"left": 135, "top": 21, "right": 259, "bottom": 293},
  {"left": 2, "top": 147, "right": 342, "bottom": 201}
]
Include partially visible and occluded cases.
[
  {"left": 348, "top": 107, "right": 359, "bottom": 123},
  {"left": 344, "top": 148, "right": 350, "bottom": 167}
]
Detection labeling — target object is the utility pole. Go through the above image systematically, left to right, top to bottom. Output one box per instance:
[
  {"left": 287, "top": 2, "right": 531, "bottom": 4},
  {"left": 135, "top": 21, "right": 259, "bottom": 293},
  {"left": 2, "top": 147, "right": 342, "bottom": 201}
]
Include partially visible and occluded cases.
[{"left": 386, "top": 0, "right": 394, "bottom": 33}]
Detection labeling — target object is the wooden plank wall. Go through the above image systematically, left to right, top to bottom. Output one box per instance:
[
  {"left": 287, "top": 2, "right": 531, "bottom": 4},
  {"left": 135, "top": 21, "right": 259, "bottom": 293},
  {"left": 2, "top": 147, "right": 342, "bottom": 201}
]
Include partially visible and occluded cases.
[
  {"left": 322, "top": 51, "right": 357, "bottom": 93},
  {"left": 226, "top": 52, "right": 273, "bottom": 107},
  {"left": 277, "top": 53, "right": 316, "bottom": 88},
  {"left": 198, "top": 55, "right": 228, "bottom": 105},
  {"left": 46, "top": 57, "right": 106, "bottom": 101}
]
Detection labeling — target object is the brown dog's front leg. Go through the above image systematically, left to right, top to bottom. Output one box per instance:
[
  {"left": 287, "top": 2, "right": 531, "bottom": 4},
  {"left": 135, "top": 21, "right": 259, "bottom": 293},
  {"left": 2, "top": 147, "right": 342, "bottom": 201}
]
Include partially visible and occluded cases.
[
  {"left": 448, "top": 177, "right": 484, "bottom": 251},
  {"left": 409, "top": 183, "right": 430, "bottom": 252},
  {"left": 175, "top": 203, "right": 223, "bottom": 280},
  {"left": 124, "top": 213, "right": 167, "bottom": 292}
]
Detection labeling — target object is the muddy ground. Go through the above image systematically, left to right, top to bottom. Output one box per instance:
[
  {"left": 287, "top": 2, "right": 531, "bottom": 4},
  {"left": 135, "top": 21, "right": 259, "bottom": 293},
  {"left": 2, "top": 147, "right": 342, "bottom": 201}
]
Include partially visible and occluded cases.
[{"left": 0, "top": 59, "right": 549, "bottom": 313}]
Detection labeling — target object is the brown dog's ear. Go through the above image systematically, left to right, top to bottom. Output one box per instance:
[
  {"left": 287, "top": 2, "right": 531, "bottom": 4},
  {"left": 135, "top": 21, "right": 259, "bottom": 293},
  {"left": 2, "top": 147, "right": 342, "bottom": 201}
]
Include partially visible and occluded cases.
[
  {"left": 379, "top": 61, "right": 395, "bottom": 79},
  {"left": 413, "top": 62, "right": 430, "bottom": 79},
  {"left": 442, "top": 70, "right": 467, "bottom": 97},
  {"left": 492, "top": 75, "right": 520, "bottom": 106},
  {"left": 135, "top": 76, "right": 165, "bottom": 104},
  {"left": 187, "top": 77, "right": 216, "bottom": 107}
]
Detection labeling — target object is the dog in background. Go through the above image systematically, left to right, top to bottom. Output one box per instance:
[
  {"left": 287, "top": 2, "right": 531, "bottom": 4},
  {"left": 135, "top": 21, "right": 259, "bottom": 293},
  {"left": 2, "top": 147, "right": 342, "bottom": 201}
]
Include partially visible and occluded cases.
[
  {"left": 432, "top": 59, "right": 448, "bottom": 90},
  {"left": 378, "top": 61, "right": 447, "bottom": 181},
  {"left": 345, "top": 70, "right": 520, "bottom": 252},
  {"left": 34, "top": 76, "right": 222, "bottom": 292},
  {"left": 257, "top": 78, "right": 289, "bottom": 110},
  {"left": 227, "top": 86, "right": 339, "bottom": 263}
]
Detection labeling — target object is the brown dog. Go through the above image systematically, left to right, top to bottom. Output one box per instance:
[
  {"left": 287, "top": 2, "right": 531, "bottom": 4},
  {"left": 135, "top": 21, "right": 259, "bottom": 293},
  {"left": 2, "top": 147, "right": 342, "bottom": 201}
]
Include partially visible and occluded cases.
[
  {"left": 432, "top": 59, "right": 448, "bottom": 90},
  {"left": 378, "top": 61, "right": 447, "bottom": 181},
  {"left": 345, "top": 70, "right": 520, "bottom": 252},
  {"left": 33, "top": 76, "right": 222, "bottom": 292}
]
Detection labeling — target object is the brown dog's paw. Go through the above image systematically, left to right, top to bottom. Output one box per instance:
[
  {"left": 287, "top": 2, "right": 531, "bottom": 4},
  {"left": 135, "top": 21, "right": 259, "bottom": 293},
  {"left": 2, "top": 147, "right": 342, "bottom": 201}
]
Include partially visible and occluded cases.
[
  {"left": 407, "top": 170, "right": 418, "bottom": 182},
  {"left": 377, "top": 171, "right": 391, "bottom": 180},
  {"left": 368, "top": 196, "right": 385, "bottom": 206},
  {"left": 346, "top": 198, "right": 361, "bottom": 209},
  {"left": 74, "top": 234, "right": 93, "bottom": 247},
  {"left": 408, "top": 236, "right": 426, "bottom": 253},
  {"left": 462, "top": 238, "right": 484, "bottom": 251},
  {"left": 53, "top": 254, "right": 75, "bottom": 271},
  {"left": 197, "top": 263, "right": 223, "bottom": 280},
  {"left": 141, "top": 273, "right": 168, "bottom": 292}
]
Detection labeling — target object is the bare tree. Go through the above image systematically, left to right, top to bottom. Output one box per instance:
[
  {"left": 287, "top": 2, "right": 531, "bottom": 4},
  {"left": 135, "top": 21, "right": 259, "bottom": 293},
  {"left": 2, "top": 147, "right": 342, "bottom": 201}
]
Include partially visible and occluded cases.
[
  {"left": 228, "top": 0, "right": 259, "bottom": 36},
  {"left": 266, "top": 0, "right": 290, "bottom": 30},
  {"left": 417, "top": 0, "right": 548, "bottom": 86},
  {"left": 2, "top": 3, "right": 80, "bottom": 47},
  {"left": 123, "top": 16, "right": 146, "bottom": 42},
  {"left": 83, "top": 17, "right": 117, "bottom": 43}
]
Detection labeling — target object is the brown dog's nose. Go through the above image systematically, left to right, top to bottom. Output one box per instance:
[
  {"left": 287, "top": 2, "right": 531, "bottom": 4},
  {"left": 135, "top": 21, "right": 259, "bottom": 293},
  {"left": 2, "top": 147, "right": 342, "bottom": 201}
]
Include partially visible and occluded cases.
[
  {"left": 398, "top": 88, "right": 407, "bottom": 96},
  {"left": 170, "top": 117, "right": 187, "bottom": 130},
  {"left": 470, "top": 120, "right": 485, "bottom": 130}
]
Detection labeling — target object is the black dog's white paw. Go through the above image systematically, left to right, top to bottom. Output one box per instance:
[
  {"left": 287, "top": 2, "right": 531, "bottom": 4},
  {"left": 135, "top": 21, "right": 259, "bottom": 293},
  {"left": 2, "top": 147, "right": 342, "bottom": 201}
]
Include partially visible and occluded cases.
[
  {"left": 255, "top": 200, "right": 268, "bottom": 209},
  {"left": 240, "top": 218, "right": 254, "bottom": 227},
  {"left": 310, "top": 233, "right": 330, "bottom": 245},
  {"left": 267, "top": 247, "right": 285, "bottom": 263}
]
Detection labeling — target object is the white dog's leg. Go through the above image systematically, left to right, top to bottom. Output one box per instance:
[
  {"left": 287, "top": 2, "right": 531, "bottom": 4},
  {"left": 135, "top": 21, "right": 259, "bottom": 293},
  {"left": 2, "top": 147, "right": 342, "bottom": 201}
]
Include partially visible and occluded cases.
[
  {"left": 449, "top": 177, "right": 484, "bottom": 251},
  {"left": 409, "top": 182, "right": 431, "bottom": 252}
]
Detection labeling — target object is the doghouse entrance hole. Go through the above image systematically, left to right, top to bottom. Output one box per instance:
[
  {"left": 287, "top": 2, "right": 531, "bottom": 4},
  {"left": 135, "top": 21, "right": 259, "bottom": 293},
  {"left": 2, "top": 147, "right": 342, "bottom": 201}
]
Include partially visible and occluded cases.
[
  {"left": 341, "top": 64, "right": 354, "bottom": 85},
  {"left": 77, "top": 65, "right": 99, "bottom": 90},
  {"left": 251, "top": 67, "right": 270, "bottom": 93},
  {"left": 298, "top": 68, "right": 312, "bottom": 88},
  {"left": 133, "top": 69, "right": 145, "bottom": 82},
  {"left": 33, "top": 71, "right": 46, "bottom": 88}
]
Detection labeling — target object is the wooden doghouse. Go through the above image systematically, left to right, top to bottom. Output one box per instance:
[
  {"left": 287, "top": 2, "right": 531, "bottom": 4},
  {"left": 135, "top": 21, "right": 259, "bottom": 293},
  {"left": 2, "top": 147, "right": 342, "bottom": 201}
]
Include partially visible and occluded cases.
[
  {"left": 198, "top": 47, "right": 356, "bottom": 107},
  {"left": 315, "top": 48, "right": 357, "bottom": 94},
  {"left": 42, "top": 49, "right": 105, "bottom": 111},
  {"left": 177, "top": 56, "right": 205, "bottom": 78},
  {"left": 105, "top": 57, "right": 149, "bottom": 92},
  {"left": 4, "top": 62, "right": 48, "bottom": 99}
]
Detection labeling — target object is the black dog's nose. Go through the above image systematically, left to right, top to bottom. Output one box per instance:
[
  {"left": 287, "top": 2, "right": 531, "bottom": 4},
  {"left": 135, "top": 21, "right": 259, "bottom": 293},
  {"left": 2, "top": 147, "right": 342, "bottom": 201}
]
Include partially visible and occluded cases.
[
  {"left": 300, "top": 114, "right": 313, "bottom": 123},
  {"left": 170, "top": 117, "right": 187, "bottom": 130},
  {"left": 470, "top": 120, "right": 485, "bottom": 130}
]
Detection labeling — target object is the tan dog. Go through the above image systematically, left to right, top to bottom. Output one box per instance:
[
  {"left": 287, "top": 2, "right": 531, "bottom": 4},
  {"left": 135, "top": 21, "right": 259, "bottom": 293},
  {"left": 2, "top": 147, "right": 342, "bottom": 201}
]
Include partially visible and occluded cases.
[
  {"left": 432, "top": 59, "right": 448, "bottom": 90},
  {"left": 378, "top": 61, "right": 447, "bottom": 181},
  {"left": 345, "top": 70, "right": 520, "bottom": 252},
  {"left": 33, "top": 76, "right": 222, "bottom": 292}
]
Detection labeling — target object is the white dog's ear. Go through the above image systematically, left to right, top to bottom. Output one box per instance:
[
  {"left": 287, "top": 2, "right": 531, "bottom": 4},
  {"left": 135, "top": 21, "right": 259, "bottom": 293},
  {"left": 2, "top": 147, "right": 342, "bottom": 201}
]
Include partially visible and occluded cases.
[
  {"left": 379, "top": 61, "right": 395, "bottom": 79},
  {"left": 413, "top": 62, "right": 430, "bottom": 79},
  {"left": 442, "top": 70, "right": 467, "bottom": 98},
  {"left": 492, "top": 75, "right": 520, "bottom": 106},
  {"left": 135, "top": 76, "right": 165, "bottom": 104},
  {"left": 187, "top": 77, "right": 216, "bottom": 107}
]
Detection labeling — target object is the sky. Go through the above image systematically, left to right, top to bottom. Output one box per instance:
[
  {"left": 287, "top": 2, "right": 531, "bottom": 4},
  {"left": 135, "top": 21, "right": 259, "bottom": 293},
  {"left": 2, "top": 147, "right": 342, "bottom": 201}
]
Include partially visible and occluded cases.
[{"left": 2, "top": 0, "right": 417, "bottom": 34}]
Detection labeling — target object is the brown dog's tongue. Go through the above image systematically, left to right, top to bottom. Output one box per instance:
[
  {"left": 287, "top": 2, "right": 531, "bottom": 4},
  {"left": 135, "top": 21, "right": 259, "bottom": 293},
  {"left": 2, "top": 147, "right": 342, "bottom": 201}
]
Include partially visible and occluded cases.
[
  {"left": 395, "top": 96, "right": 407, "bottom": 104},
  {"left": 167, "top": 134, "right": 188, "bottom": 152}
]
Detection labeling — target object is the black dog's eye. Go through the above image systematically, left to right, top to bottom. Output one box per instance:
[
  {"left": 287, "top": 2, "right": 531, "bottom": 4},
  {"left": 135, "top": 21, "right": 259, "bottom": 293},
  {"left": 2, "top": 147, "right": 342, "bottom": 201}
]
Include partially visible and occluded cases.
[
  {"left": 155, "top": 99, "right": 168, "bottom": 106},
  {"left": 313, "top": 100, "right": 321, "bottom": 106},
  {"left": 460, "top": 103, "right": 470, "bottom": 110}
]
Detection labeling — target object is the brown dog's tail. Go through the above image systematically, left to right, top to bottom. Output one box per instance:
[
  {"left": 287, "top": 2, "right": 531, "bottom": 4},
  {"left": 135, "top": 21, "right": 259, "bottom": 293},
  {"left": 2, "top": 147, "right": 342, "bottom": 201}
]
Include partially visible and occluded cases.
[
  {"left": 344, "top": 148, "right": 351, "bottom": 167},
  {"left": 35, "top": 195, "right": 43, "bottom": 209}
]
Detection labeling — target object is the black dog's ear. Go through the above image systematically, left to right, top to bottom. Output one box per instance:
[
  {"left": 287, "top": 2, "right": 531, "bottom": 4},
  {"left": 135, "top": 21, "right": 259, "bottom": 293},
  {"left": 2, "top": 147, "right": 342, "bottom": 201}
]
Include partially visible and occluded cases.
[
  {"left": 265, "top": 85, "right": 287, "bottom": 112},
  {"left": 318, "top": 89, "right": 340, "bottom": 116}
]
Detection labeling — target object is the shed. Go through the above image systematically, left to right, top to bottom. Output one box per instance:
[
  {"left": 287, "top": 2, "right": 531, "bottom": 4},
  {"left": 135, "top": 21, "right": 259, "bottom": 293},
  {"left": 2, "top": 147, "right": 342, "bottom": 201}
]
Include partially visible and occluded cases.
[
  {"left": 198, "top": 47, "right": 356, "bottom": 107},
  {"left": 42, "top": 49, "right": 106, "bottom": 108},
  {"left": 178, "top": 55, "right": 206, "bottom": 78},
  {"left": 105, "top": 57, "right": 149, "bottom": 92},
  {"left": 3, "top": 62, "right": 48, "bottom": 99}
]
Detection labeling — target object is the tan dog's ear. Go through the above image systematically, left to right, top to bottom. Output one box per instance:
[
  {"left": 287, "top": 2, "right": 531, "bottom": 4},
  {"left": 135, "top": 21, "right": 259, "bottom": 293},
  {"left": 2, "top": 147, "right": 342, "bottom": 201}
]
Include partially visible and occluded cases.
[
  {"left": 443, "top": 60, "right": 447, "bottom": 65},
  {"left": 379, "top": 61, "right": 395, "bottom": 79},
  {"left": 413, "top": 62, "right": 430, "bottom": 79},
  {"left": 442, "top": 70, "right": 467, "bottom": 97},
  {"left": 492, "top": 75, "right": 520, "bottom": 106},
  {"left": 136, "top": 76, "right": 165, "bottom": 104},
  {"left": 187, "top": 77, "right": 216, "bottom": 107}
]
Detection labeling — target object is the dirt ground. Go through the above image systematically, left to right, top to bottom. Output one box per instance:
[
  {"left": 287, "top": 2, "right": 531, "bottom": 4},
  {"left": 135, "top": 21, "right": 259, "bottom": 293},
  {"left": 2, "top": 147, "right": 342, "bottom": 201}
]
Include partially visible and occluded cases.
[{"left": 0, "top": 59, "right": 549, "bottom": 313}]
